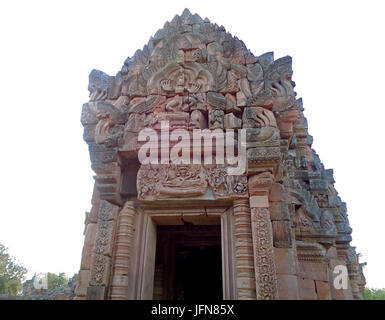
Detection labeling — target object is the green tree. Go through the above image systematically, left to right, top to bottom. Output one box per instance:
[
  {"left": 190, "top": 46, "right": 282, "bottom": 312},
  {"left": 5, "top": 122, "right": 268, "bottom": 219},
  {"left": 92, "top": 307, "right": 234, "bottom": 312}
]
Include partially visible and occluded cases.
[
  {"left": 0, "top": 243, "right": 27, "bottom": 295},
  {"left": 47, "top": 272, "right": 68, "bottom": 290},
  {"left": 364, "top": 287, "right": 385, "bottom": 300}
]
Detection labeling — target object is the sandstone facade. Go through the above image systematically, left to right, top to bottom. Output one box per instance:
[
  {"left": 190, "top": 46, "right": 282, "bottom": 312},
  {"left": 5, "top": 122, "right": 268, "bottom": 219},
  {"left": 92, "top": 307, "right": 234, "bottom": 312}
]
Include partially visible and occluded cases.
[{"left": 75, "top": 9, "right": 365, "bottom": 300}]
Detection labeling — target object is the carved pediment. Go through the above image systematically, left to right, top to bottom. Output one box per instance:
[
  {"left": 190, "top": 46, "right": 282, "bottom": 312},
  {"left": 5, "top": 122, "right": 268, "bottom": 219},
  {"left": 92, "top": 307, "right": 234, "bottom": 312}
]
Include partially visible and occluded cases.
[{"left": 80, "top": 9, "right": 300, "bottom": 201}]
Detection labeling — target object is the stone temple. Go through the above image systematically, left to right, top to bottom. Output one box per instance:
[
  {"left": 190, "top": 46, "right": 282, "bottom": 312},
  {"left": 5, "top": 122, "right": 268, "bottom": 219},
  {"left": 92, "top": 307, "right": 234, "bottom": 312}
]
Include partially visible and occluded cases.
[{"left": 74, "top": 9, "right": 365, "bottom": 300}]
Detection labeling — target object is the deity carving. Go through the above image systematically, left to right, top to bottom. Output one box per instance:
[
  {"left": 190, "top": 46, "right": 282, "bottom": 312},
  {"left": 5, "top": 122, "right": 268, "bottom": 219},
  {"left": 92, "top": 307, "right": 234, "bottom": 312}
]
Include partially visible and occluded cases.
[{"left": 137, "top": 164, "right": 207, "bottom": 200}]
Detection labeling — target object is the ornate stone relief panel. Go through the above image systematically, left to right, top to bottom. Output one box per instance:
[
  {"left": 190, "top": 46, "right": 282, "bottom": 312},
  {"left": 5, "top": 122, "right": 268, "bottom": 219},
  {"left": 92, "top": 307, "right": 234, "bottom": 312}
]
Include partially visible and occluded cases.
[{"left": 137, "top": 163, "right": 248, "bottom": 200}]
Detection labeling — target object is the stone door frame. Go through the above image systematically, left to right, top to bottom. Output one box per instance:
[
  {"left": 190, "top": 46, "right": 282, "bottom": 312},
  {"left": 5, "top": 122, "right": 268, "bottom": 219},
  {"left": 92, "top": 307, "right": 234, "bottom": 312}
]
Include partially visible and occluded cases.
[{"left": 127, "top": 204, "right": 237, "bottom": 300}]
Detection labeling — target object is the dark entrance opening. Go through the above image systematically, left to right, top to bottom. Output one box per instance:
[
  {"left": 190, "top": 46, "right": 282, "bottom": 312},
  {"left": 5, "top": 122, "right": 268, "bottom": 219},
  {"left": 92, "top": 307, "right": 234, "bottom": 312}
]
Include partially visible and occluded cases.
[{"left": 153, "top": 224, "right": 222, "bottom": 300}]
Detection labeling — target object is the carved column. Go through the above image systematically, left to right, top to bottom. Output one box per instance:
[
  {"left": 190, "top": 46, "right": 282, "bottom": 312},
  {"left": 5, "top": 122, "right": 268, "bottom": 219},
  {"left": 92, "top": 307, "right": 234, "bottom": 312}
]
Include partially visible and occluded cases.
[
  {"left": 248, "top": 172, "right": 278, "bottom": 299},
  {"left": 233, "top": 199, "right": 256, "bottom": 299},
  {"left": 110, "top": 201, "right": 136, "bottom": 299}
]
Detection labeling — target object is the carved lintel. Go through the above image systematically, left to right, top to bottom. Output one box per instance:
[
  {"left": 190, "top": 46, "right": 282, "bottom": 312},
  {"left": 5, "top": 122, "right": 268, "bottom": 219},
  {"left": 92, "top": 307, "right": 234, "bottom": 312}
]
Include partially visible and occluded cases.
[
  {"left": 137, "top": 163, "right": 248, "bottom": 201},
  {"left": 137, "top": 164, "right": 207, "bottom": 200}
]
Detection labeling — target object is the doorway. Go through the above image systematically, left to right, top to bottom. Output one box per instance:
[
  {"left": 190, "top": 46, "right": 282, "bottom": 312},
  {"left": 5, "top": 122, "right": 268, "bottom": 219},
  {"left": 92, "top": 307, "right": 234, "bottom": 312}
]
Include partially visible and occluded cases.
[{"left": 153, "top": 224, "right": 222, "bottom": 300}]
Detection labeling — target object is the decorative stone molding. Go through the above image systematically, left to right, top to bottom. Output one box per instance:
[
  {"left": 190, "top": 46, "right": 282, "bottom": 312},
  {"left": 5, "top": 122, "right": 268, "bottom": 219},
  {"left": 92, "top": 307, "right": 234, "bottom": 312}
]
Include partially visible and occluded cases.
[
  {"left": 232, "top": 199, "right": 256, "bottom": 300},
  {"left": 110, "top": 201, "right": 136, "bottom": 300}
]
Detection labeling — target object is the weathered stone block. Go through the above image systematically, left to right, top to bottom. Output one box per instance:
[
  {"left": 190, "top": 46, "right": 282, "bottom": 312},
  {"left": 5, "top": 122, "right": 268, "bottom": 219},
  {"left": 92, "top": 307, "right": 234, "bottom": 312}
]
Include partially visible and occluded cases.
[
  {"left": 247, "top": 63, "right": 263, "bottom": 82},
  {"left": 236, "top": 91, "right": 247, "bottom": 107},
  {"left": 207, "top": 92, "right": 226, "bottom": 110},
  {"left": 225, "top": 93, "right": 238, "bottom": 112},
  {"left": 81, "top": 103, "right": 98, "bottom": 125},
  {"left": 208, "top": 109, "right": 224, "bottom": 129},
  {"left": 276, "top": 109, "right": 299, "bottom": 140},
  {"left": 125, "top": 113, "right": 145, "bottom": 132},
  {"left": 224, "top": 113, "right": 241, "bottom": 129},
  {"left": 83, "top": 125, "right": 96, "bottom": 142},
  {"left": 245, "top": 128, "right": 260, "bottom": 142},
  {"left": 247, "top": 146, "right": 281, "bottom": 164},
  {"left": 323, "top": 169, "right": 335, "bottom": 183},
  {"left": 248, "top": 172, "right": 274, "bottom": 196},
  {"left": 309, "top": 179, "right": 328, "bottom": 192},
  {"left": 269, "top": 183, "right": 285, "bottom": 202},
  {"left": 91, "top": 184, "right": 101, "bottom": 206},
  {"left": 249, "top": 195, "right": 269, "bottom": 208},
  {"left": 269, "top": 201, "right": 290, "bottom": 221},
  {"left": 89, "top": 205, "right": 99, "bottom": 224},
  {"left": 272, "top": 221, "right": 293, "bottom": 248},
  {"left": 84, "top": 223, "right": 97, "bottom": 246},
  {"left": 80, "top": 244, "right": 94, "bottom": 270},
  {"left": 327, "top": 246, "right": 338, "bottom": 259},
  {"left": 274, "top": 248, "right": 298, "bottom": 275},
  {"left": 298, "top": 260, "right": 329, "bottom": 282},
  {"left": 75, "top": 270, "right": 91, "bottom": 297},
  {"left": 112, "top": 274, "right": 129, "bottom": 287},
  {"left": 276, "top": 274, "right": 299, "bottom": 300},
  {"left": 298, "top": 278, "right": 317, "bottom": 300},
  {"left": 315, "top": 281, "right": 331, "bottom": 300},
  {"left": 335, "top": 284, "right": 354, "bottom": 300},
  {"left": 87, "top": 286, "right": 107, "bottom": 300}
]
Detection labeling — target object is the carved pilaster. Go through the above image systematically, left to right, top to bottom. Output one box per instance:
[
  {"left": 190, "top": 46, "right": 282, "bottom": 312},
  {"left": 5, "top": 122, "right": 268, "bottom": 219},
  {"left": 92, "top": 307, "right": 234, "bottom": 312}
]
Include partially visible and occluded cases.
[
  {"left": 248, "top": 172, "right": 278, "bottom": 300},
  {"left": 233, "top": 199, "right": 256, "bottom": 299},
  {"left": 87, "top": 200, "right": 119, "bottom": 300},
  {"left": 110, "top": 201, "right": 136, "bottom": 300},
  {"left": 250, "top": 207, "right": 278, "bottom": 299}
]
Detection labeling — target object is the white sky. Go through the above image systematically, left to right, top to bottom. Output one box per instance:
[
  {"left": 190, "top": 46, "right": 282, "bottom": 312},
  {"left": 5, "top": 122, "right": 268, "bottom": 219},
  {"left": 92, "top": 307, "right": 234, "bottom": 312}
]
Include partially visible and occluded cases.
[{"left": 0, "top": 0, "right": 384, "bottom": 289}]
